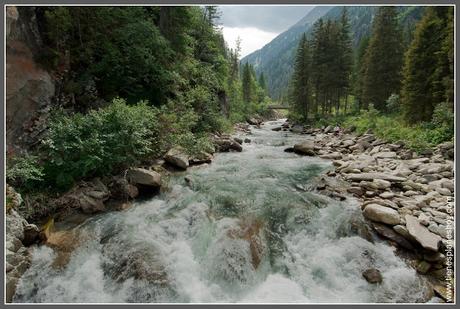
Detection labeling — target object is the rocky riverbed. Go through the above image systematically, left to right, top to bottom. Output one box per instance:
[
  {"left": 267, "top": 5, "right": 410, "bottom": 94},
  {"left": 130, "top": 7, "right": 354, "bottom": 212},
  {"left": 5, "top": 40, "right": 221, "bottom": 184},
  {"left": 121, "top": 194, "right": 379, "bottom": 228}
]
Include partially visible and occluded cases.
[
  {"left": 5, "top": 118, "right": 455, "bottom": 303},
  {"left": 278, "top": 120, "right": 455, "bottom": 301}
]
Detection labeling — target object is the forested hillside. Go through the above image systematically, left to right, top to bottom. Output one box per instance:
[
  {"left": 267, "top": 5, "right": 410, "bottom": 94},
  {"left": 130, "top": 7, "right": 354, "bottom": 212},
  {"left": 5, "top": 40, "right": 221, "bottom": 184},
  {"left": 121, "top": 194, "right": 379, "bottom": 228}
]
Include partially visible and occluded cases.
[
  {"left": 6, "top": 6, "right": 270, "bottom": 192},
  {"left": 242, "top": 6, "right": 425, "bottom": 100}
]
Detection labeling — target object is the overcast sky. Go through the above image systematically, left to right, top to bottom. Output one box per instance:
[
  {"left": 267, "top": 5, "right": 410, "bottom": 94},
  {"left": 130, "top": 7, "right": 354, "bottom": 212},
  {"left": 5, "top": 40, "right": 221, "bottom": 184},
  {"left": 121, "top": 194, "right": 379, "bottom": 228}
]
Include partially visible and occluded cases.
[{"left": 219, "top": 5, "right": 314, "bottom": 57}]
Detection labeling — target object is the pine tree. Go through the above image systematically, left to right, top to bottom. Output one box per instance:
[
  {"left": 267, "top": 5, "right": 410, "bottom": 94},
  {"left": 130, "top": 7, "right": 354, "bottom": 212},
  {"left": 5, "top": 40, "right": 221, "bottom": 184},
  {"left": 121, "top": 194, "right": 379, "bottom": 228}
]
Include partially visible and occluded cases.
[
  {"left": 362, "top": 6, "right": 403, "bottom": 111},
  {"left": 401, "top": 7, "right": 453, "bottom": 123},
  {"left": 337, "top": 8, "right": 353, "bottom": 113},
  {"left": 290, "top": 34, "right": 312, "bottom": 120},
  {"left": 353, "top": 36, "right": 370, "bottom": 110},
  {"left": 242, "top": 62, "right": 253, "bottom": 104},
  {"left": 258, "top": 73, "right": 267, "bottom": 92}
]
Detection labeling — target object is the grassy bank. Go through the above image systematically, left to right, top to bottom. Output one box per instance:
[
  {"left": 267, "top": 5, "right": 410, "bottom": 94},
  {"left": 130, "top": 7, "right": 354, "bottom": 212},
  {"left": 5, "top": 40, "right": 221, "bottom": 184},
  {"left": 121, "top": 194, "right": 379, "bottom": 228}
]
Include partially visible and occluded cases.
[{"left": 310, "top": 106, "right": 453, "bottom": 153}]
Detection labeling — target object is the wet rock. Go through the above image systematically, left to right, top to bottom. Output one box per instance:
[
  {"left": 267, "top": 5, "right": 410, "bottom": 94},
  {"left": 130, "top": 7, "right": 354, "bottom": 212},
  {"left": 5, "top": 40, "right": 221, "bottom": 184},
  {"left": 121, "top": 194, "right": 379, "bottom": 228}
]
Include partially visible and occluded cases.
[
  {"left": 272, "top": 127, "right": 282, "bottom": 131},
  {"left": 213, "top": 136, "right": 243, "bottom": 152},
  {"left": 244, "top": 138, "right": 251, "bottom": 143},
  {"left": 293, "top": 141, "right": 316, "bottom": 156},
  {"left": 164, "top": 146, "right": 189, "bottom": 169},
  {"left": 284, "top": 147, "right": 295, "bottom": 153},
  {"left": 189, "top": 151, "right": 213, "bottom": 165},
  {"left": 127, "top": 168, "right": 162, "bottom": 187},
  {"left": 109, "top": 176, "right": 139, "bottom": 200},
  {"left": 347, "top": 187, "right": 364, "bottom": 197},
  {"left": 363, "top": 204, "right": 401, "bottom": 225},
  {"left": 405, "top": 215, "right": 442, "bottom": 252},
  {"left": 372, "top": 222, "right": 414, "bottom": 250},
  {"left": 22, "top": 224, "right": 40, "bottom": 246},
  {"left": 46, "top": 229, "right": 81, "bottom": 269},
  {"left": 416, "top": 260, "right": 432, "bottom": 274},
  {"left": 362, "top": 268, "right": 382, "bottom": 284}
]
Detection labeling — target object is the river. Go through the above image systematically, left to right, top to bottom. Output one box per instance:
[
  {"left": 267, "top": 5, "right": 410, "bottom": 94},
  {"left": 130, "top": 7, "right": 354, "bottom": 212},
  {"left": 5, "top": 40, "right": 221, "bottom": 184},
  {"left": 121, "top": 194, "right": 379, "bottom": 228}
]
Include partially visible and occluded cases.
[{"left": 13, "top": 119, "right": 432, "bottom": 303}]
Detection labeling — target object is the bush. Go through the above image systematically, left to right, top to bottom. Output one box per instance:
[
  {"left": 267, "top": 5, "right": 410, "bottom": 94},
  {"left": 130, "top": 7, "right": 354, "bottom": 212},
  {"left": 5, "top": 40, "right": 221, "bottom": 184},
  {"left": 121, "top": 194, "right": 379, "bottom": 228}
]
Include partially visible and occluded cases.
[
  {"left": 41, "top": 98, "right": 163, "bottom": 189},
  {"left": 6, "top": 154, "right": 44, "bottom": 190}
]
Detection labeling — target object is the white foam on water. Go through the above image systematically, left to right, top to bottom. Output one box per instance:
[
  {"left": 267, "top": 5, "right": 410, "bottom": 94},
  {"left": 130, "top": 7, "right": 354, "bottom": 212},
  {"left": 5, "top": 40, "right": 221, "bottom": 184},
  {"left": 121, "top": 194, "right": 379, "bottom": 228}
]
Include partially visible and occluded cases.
[{"left": 13, "top": 120, "right": 431, "bottom": 303}]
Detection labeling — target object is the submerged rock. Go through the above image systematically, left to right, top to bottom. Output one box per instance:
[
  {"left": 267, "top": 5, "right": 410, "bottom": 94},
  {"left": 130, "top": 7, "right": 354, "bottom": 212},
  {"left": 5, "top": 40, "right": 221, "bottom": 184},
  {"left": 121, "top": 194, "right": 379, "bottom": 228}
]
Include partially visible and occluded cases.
[{"left": 362, "top": 268, "right": 382, "bottom": 284}]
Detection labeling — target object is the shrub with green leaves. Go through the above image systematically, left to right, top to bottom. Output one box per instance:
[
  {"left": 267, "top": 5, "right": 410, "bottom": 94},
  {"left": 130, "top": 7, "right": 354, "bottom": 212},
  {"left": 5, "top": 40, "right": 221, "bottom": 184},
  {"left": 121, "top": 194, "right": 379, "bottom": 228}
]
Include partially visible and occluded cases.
[
  {"left": 41, "top": 98, "right": 163, "bottom": 189},
  {"left": 6, "top": 154, "right": 44, "bottom": 190}
]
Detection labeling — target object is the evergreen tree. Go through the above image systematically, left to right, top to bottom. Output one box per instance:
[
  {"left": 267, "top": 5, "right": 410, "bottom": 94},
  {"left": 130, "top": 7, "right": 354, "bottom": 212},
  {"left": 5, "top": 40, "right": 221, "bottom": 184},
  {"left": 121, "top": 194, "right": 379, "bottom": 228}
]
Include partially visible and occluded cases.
[
  {"left": 362, "top": 6, "right": 403, "bottom": 111},
  {"left": 401, "top": 7, "right": 453, "bottom": 123},
  {"left": 337, "top": 8, "right": 353, "bottom": 113},
  {"left": 290, "top": 34, "right": 312, "bottom": 120},
  {"left": 353, "top": 36, "right": 370, "bottom": 110},
  {"left": 242, "top": 62, "right": 253, "bottom": 104},
  {"left": 258, "top": 72, "right": 267, "bottom": 92}
]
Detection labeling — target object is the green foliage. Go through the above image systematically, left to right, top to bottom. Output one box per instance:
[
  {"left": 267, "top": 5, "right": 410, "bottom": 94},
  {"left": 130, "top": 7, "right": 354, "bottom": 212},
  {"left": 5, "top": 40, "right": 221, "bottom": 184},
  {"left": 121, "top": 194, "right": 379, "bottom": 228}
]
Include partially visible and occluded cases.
[
  {"left": 362, "top": 7, "right": 403, "bottom": 111},
  {"left": 401, "top": 7, "right": 453, "bottom": 124},
  {"left": 290, "top": 34, "right": 312, "bottom": 121},
  {"left": 385, "top": 94, "right": 401, "bottom": 113},
  {"left": 41, "top": 98, "right": 163, "bottom": 190},
  {"left": 6, "top": 155, "right": 44, "bottom": 190}
]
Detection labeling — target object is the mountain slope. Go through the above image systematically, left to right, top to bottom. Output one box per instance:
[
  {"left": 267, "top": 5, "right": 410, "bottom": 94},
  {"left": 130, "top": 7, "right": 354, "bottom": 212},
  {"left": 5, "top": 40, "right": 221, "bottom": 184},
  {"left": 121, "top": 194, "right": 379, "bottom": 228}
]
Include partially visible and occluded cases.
[
  {"left": 241, "top": 6, "right": 334, "bottom": 100},
  {"left": 242, "top": 6, "right": 425, "bottom": 100}
]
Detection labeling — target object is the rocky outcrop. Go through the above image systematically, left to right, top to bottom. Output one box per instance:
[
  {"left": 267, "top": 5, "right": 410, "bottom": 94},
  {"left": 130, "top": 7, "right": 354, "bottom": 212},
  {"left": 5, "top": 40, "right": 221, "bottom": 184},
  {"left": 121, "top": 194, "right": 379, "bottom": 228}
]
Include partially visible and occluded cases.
[
  {"left": 7, "top": 7, "right": 55, "bottom": 152},
  {"left": 52, "top": 178, "right": 110, "bottom": 214},
  {"left": 6, "top": 204, "right": 36, "bottom": 303},
  {"left": 362, "top": 204, "right": 401, "bottom": 225}
]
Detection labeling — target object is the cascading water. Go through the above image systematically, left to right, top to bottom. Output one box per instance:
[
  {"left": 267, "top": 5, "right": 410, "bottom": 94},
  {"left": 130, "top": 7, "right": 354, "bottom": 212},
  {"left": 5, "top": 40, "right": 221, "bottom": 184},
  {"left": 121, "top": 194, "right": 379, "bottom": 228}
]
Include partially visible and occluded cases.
[{"left": 13, "top": 120, "right": 433, "bottom": 303}]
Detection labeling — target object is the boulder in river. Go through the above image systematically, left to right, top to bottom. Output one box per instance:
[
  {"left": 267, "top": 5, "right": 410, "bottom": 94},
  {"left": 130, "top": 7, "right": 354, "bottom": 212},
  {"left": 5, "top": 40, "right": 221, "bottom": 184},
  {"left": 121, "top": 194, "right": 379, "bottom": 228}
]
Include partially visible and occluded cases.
[
  {"left": 293, "top": 141, "right": 316, "bottom": 156},
  {"left": 164, "top": 146, "right": 189, "bottom": 169},
  {"left": 127, "top": 168, "right": 162, "bottom": 187},
  {"left": 363, "top": 204, "right": 401, "bottom": 225},
  {"left": 405, "top": 215, "right": 441, "bottom": 252},
  {"left": 362, "top": 268, "right": 382, "bottom": 284}
]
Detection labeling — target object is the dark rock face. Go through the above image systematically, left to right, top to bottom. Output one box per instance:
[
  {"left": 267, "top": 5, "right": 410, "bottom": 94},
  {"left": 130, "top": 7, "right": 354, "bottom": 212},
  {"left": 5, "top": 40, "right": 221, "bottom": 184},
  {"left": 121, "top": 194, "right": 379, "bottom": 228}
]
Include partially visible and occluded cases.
[{"left": 6, "top": 7, "right": 55, "bottom": 153}]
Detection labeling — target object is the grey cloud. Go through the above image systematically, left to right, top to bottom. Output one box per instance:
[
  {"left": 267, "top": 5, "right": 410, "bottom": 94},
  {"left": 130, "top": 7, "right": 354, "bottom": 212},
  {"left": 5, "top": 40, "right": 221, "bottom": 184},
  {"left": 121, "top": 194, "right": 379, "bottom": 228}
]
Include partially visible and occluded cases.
[{"left": 218, "top": 5, "right": 314, "bottom": 33}]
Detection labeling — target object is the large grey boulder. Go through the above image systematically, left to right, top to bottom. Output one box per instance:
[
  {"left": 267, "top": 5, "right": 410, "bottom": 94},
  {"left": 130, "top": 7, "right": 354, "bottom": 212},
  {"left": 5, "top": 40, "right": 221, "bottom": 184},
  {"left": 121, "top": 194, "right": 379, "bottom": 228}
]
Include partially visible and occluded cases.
[
  {"left": 293, "top": 140, "right": 316, "bottom": 156},
  {"left": 164, "top": 147, "right": 189, "bottom": 169},
  {"left": 127, "top": 168, "right": 162, "bottom": 187},
  {"left": 363, "top": 204, "right": 401, "bottom": 225},
  {"left": 405, "top": 215, "right": 442, "bottom": 252}
]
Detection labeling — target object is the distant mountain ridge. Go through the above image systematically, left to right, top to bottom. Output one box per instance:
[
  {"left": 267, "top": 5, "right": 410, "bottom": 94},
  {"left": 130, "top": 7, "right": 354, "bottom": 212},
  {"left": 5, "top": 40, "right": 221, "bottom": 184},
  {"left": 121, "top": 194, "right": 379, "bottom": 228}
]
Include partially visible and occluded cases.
[{"left": 241, "top": 6, "right": 425, "bottom": 99}]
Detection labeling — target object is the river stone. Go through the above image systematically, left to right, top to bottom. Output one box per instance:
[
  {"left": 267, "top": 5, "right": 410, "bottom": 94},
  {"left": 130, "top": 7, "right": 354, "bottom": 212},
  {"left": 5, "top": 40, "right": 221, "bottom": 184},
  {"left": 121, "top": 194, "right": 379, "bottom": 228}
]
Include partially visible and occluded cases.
[
  {"left": 293, "top": 141, "right": 316, "bottom": 156},
  {"left": 164, "top": 147, "right": 189, "bottom": 169},
  {"left": 374, "top": 151, "right": 397, "bottom": 159},
  {"left": 127, "top": 168, "right": 161, "bottom": 187},
  {"left": 346, "top": 173, "right": 406, "bottom": 183},
  {"left": 379, "top": 192, "right": 395, "bottom": 199},
  {"left": 363, "top": 204, "right": 401, "bottom": 225},
  {"left": 418, "top": 213, "right": 431, "bottom": 226},
  {"left": 405, "top": 215, "right": 442, "bottom": 251},
  {"left": 372, "top": 222, "right": 414, "bottom": 250},
  {"left": 416, "top": 260, "right": 432, "bottom": 274},
  {"left": 362, "top": 268, "right": 382, "bottom": 284}
]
